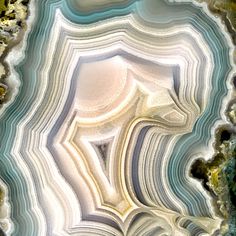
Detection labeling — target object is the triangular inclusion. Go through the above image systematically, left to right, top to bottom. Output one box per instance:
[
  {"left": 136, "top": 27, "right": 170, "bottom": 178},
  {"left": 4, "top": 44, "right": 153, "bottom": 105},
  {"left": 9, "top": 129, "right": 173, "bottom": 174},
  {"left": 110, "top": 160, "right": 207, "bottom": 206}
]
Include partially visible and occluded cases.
[{"left": 91, "top": 138, "right": 114, "bottom": 174}]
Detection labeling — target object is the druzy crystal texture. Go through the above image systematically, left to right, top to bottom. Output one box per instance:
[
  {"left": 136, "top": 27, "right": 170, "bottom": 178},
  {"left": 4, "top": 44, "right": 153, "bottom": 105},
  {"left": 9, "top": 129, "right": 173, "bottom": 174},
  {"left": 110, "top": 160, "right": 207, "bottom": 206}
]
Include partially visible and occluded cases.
[{"left": 0, "top": 0, "right": 235, "bottom": 235}]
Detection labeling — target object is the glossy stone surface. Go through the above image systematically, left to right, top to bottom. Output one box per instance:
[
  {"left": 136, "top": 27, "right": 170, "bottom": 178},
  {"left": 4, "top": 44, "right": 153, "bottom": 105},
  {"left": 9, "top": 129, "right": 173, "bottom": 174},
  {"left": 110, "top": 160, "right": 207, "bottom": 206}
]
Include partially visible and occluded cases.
[{"left": 0, "top": 0, "right": 235, "bottom": 235}]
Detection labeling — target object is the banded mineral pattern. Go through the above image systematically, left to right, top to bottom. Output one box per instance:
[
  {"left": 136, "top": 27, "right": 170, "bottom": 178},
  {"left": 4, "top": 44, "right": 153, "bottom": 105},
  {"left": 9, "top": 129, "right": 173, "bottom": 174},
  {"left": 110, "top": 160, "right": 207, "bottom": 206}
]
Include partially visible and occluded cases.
[
  {"left": 0, "top": 0, "right": 235, "bottom": 235},
  {"left": 0, "top": 0, "right": 29, "bottom": 234},
  {"left": 198, "top": 0, "right": 236, "bottom": 44}
]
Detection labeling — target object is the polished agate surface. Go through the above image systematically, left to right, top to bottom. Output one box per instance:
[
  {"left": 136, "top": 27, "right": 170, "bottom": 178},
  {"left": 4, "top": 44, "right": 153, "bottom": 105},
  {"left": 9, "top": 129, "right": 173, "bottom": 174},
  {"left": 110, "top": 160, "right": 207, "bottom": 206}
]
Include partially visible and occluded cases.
[{"left": 0, "top": 0, "right": 235, "bottom": 235}]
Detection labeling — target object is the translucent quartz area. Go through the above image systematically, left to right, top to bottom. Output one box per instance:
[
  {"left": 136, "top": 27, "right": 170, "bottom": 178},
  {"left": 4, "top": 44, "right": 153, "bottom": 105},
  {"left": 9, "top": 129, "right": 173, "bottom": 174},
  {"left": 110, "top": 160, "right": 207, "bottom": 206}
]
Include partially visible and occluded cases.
[{"left": 0, "top": 0, "right": 234, "bottom": 235}]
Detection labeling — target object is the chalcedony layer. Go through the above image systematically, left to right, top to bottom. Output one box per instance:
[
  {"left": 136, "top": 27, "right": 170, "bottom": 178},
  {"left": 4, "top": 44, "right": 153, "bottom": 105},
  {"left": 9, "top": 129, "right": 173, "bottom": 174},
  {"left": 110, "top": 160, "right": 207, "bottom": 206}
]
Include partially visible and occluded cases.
[{"left": 0, "top": 0, "right": 234, "bottom": 235}]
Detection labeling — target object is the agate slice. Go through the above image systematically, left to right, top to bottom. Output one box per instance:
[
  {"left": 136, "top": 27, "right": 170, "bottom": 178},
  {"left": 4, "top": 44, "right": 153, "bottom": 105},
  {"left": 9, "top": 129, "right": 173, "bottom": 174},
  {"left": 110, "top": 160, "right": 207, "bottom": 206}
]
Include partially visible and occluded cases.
[{"left": 0, "top": 0, "right": 235, "bottom": 235}]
